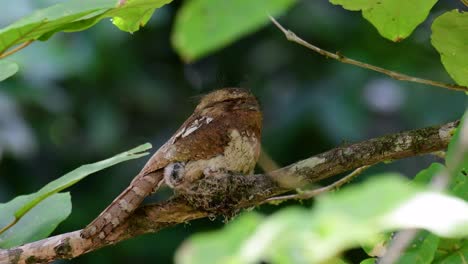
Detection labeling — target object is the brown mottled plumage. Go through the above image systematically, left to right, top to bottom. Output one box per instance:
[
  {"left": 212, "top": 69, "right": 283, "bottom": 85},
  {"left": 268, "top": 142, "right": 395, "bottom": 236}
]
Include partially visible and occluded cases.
[{"left": 81, "top": 88, "right": 262, "bottom": 240}]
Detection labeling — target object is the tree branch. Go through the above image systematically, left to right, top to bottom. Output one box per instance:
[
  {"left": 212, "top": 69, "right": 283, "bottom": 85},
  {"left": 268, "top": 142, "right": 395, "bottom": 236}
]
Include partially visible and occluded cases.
[
  {"left": 269, "top": 16, "right": 468, "bottom": 93},
  {"left": 0, "top": 120, "right": 458, "bottom": 264}
]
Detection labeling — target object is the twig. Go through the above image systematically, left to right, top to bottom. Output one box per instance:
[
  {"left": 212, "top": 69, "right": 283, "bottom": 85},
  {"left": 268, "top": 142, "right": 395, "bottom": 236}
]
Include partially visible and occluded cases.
[
  {"left": 269, "top": 16, "right": 468, "bottom": 93},
  {"left": 0, "top": 40, "right": 33, "bottom": 59},
  {"left": 0, "top": 120, "right": 459, "bottom": 264},
  {"left": 265, "top": 165, "right": 370, "bottom": 203},
  {"left": 0, "top": 219, "right": 18, "bottom": 236}
]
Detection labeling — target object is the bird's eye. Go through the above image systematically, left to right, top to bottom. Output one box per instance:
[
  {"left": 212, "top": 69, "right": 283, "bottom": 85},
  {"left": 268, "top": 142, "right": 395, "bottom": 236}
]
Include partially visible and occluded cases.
[{"left": 171, "top": 170, "right": 179, "bottom": 180}]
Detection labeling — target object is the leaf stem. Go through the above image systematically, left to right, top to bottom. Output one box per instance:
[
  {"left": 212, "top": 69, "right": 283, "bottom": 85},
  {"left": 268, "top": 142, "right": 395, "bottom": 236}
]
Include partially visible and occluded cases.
[
  {"left": 269, "top": 16, "right": 468, "bottom": 93},
  {"left": 0, "top": 40, "right": 34, "bottom": 59},
  {"left": 264, "top": 165, "right": 370, "bottom": 203},
  {"left": 0, "top": 218, "right": 18, "bottom": 236}
]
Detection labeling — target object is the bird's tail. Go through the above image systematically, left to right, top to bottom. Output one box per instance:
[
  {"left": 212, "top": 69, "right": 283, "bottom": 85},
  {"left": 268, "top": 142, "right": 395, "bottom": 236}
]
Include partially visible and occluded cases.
[{"left": 81, "top": 170, "right": 164, "bottom": 239}]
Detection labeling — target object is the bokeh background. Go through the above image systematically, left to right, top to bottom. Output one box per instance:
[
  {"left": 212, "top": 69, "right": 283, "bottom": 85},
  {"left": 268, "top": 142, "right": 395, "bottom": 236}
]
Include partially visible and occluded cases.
[{"left": 0, "top": 0, "right": 467, "bottom": 263}]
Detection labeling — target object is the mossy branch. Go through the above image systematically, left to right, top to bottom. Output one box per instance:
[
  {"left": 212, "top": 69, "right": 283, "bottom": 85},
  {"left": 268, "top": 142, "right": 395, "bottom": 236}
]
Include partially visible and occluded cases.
[{"left": 0, "top": 120, "right": 459, "bottom": 264}]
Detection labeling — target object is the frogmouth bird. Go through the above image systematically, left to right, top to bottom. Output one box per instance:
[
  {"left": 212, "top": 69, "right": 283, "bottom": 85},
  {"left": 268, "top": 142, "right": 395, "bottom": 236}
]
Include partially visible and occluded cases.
[{"left": 81, "top": 88, "right": 262, "bottom": 240}]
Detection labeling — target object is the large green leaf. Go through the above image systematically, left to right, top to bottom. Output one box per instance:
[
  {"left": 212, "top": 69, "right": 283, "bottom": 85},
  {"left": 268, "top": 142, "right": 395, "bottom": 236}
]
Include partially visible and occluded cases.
[
  {"left": 0, "top": 0, "right": 173, "bottom": 55},
  {"left": 0, "top": 0, "right": 115, "bottom": 54},
  {"left": 108, "top": 0, "right": 173, "bottom": 33},
  {"left": 172, "top": 0, "right": 296, "bottom": 62},
  {"left": 329, "top": 0, "right": 438, "bottom": 42},
  {"left": 432, "top": 11, "right": 468, "bottom": 87},
  {"left": 0, "top": 60, "right": 18, "bottom": 81},
  {"left": 0, "top": 143, "right": 151, "bottom": 242},
  {"left": 412, "top": 163, "right": 445, "bottom": 186},
  {"left": 176, "top": 175, "right": 468, "bottom": 264},
  {"left": 0, "top": 193, "right": 71, "bottom": 248},
  {"left": 176, "top": 213, "right": 264, "bottom": 264},
  {"left": 396, "top": 231, "right": 439, "bottom": 264}
]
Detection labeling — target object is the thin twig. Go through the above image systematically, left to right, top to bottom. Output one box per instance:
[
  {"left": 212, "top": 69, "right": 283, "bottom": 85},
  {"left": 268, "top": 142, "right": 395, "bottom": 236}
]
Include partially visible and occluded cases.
[
  {"left": 269, "top": 16, "right": 468, "bottom": 93},
  {"left": 0, "top": 40, "right": 33, "bottom": 59},
  {"left": 265, "top": 165, "right": 370, "bottom": 203},
  {"left": 0, "top": 219, "right": 17, "bottom": 235}
]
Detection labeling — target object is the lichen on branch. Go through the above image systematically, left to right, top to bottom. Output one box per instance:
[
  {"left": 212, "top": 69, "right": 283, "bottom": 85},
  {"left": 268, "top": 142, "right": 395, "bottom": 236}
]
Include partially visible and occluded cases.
[{"left": 0, "top": 120, "right": 459, "bottom": 264}]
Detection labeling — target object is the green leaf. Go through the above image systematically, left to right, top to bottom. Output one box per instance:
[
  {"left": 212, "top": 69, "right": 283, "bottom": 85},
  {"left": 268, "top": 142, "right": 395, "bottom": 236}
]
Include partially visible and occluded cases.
[
  {"left": 0, "top": 0, "right": 173, "bottom": 54},
  {"left": 0, "top": 0, "right": 116, "bottom": 54},
  {"left": 109, "top": 0, "right": 173, "bottom": 33},
  {"left": 172, "top": 0, "right": 296, "bottom": 62},
  {"left": 329, "top": 0, "right": 437, "bottom": 42},
  {"left": 432, "top": 11, "right": 468, "bottom": 87},
  {"left": 0, "top": 60, "right": 19, "bottom": 81},
  {"left": 445, "top": 111, "right": 468, "bottom": 200},
  {"left": 445, "top": 111, "right": 468, "bottom": 175},
  {"left": 0, "top": 143, "right": 151, "bottom": 237},
  {"left": 412, "top": 162, "right": 445, "bottom": 186},
  {"left": 450, "top": 167, "right": 468, "bottom": 201},
  {"left": 177, "top": 175, "right": 468, "bottom": 264},
  {"left": 0, "top": 193, "right": 71, "bottom": 248},
  {"left": 175, "top": 213, "right": 264, "bottom": 264},
  {"left": 395, "top": 231, "right": 439, "bottom": 264},
  {"left": 434, "top": 239, "right": 468, "bottom": 264},
  {"left": 360, "top": 259, "right": 376, "bottom": 264}
]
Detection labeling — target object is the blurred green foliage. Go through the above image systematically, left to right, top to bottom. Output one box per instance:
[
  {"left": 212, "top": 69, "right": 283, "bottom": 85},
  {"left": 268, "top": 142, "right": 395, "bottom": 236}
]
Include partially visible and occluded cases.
[
  {"left": 0, "top": 0, "right": 467, "bottom": 263},
  {"left": 176, "top": 175, "right": 468, "bottom": 263}
]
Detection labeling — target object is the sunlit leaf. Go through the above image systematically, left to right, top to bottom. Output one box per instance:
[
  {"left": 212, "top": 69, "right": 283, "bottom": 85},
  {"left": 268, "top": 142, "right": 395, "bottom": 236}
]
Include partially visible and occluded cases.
[
  {"left": 0, "top": 0, "right": 173, "bottom": 55},
  {"left": 0, "top": 0, "right": 116, "bottom": 54},
  {"left": 109, "top": 0, "right": 173, "bottom": 33},
  {"left": 329, "top": 0, "right": 437, "bottom": 42}
]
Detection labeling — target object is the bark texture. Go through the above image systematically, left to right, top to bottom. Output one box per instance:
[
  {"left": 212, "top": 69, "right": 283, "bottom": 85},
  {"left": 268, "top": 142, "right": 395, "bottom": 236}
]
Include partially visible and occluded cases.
[{"left": 0, "top": 120, "right": 458, "bottom": 264}]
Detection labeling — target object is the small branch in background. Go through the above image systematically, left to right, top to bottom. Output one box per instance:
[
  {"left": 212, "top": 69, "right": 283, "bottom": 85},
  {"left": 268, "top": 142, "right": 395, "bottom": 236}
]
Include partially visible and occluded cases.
[
  {"left": 269, "top": 16, "right": 468, "bottom": 93},
  {"left": 0, "top": 40, "right": 33, "bottom": 59},
  {"left": 265, "top": 165, "right": 370, "bottom": 203}
]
